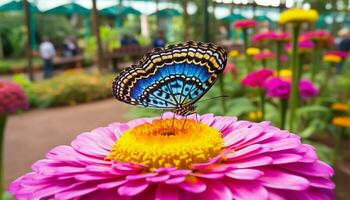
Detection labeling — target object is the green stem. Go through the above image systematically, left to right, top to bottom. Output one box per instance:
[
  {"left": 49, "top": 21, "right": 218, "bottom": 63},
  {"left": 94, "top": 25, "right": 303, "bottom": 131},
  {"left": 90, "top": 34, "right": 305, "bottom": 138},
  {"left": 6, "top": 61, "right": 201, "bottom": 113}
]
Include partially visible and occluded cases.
[
  {"left": 288, "top": 24, "right": 301, "bottom": 132},
  {"left": 242, "top": 29, "right": 251, "bottom": 73},
  {"left": 276, "top": 41, "right": 282, "bottom": 74},
  {"left": 311, "top": 43, "right": 321, "bottom": 81},
  {"left": 297, "top": 53, "right": 304, "bottom": 82},
  {"left": 262, "top": 59, "right": 267, "bottom": 69},
  {"left": 219, "top": 74, "right": 227, "bottom": 114},
  {"left": 260, "top": 89, "right": 265, "bottom": 120},
  {"left": 280, "top": 99, "right": 288, "bottom": 129},
  {"left": 0, "top": 115, "right": 7, "bottom": 198},
  {"left": 333, "top": 127, "right": 345, "bottom": 165}
]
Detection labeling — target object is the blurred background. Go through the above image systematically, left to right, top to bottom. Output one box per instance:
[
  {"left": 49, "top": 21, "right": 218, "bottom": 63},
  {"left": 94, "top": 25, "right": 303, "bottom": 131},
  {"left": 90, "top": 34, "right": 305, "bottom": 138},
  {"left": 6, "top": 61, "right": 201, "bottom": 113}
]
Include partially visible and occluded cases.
[{"left": 0, "top": 0, "right": 349, "bottom": 199}]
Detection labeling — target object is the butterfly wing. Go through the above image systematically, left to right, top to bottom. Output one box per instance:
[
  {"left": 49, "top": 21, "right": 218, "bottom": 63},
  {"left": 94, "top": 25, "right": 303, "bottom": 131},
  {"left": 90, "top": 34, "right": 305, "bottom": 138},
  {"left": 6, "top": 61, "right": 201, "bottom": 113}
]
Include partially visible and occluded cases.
[{"left": 112, "top": 41, "right": 227, "bottom": 109}]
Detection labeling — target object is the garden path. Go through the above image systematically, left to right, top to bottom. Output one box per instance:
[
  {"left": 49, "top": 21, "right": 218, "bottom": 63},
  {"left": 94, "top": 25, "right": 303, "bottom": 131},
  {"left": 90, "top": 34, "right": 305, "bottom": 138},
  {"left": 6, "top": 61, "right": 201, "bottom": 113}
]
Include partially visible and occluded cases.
[{"left": 4, "top": 98, "right": 130, "bottom": 186}]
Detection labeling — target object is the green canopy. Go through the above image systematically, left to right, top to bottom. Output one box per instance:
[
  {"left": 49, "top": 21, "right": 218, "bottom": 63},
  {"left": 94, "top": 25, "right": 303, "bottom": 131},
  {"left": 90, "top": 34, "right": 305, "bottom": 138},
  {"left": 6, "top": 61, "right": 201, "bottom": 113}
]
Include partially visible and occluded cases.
[
  {"left": 0, "top": 0, "right": 39, "bottom": 13},
  {"left": 44, "top": 2, "right": 90, "bottom": 15},
  {"left": 100, "top": 6, "right": 141, "bottom": 16},
  {"left": 149, "top": 8, "right": 181, "bottom": 17},
  {"left": 222, "top": 13, "right": 245, "bottom": 22},
  {"left": 255, "top": 15, "right": 272, "bottom": 22}
]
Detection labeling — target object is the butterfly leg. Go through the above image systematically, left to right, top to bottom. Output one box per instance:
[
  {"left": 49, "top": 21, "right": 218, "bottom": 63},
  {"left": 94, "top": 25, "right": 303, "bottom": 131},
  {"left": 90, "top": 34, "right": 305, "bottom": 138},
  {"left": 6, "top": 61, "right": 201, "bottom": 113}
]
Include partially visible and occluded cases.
[
  {"left": 160, "top": 109, "right": 165, "bottom": 119},
  {"left": 171, "top": 112, "right": 176, "bottom": 129},
  {"left": 181, "top": 115, "right": 188, "bottom": 130}
]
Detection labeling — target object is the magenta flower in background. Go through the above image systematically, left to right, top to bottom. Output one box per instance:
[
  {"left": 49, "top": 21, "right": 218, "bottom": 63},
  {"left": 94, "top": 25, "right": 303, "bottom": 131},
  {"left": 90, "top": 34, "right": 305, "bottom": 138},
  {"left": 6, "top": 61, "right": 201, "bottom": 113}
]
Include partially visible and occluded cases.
[
  {"left": 233, "top": 19, "right": 257, "bottom": 29},
  {"left": 301, "top": 30, "right": 331, "bottom": 41},
  {"left": 252, "top": 31, "right": 275, "bottom": 43},
  {"left": 271, "top": 32, "right": 290, "bottom": 42},
  {"left": 285, "top": 40, "right": 315, "bottom": 53},
  {"left": 327, "top": 50, "right": 348, "bottom": 59},
  {"left": 253, "top": 51, "right": 275, "bottom": 61},
  {"left": 224, "top": 63, "right": 238, "bottom": 77},
  {"left": 241, "top": 69, "right": 273, "bottom": 88},
  {"left": 264, "top": 77, "right": 291, "bottom": 99},
  {"left": 264, "top": 77, "right": 319, "bottom": 100},
  {"left": 299, "top": 79, "right": 319, "bottom": 99},
  {"left": 0, "top": 81, "right": 28, "bottom": 115},
  {"left": 9, "top": 113, "right": 334, "bottom": 199}
]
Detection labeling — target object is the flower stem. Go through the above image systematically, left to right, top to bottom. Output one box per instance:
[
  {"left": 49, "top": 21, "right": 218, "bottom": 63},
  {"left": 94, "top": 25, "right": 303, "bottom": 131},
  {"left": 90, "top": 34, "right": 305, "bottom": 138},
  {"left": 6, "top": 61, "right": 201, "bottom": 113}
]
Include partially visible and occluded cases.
[
  {"left": 288, "top": 24, "right": 301, "bottom": 132},
  {"left": 242, "top": 29, "right": 251, "bottom": 73},
  {"left": 276, "top": 41, "right": 282, "bottom": 74},
  {"left": 311, "top": 43, "right": 321, "bottom": 82},
  {"left": 219, "top": 74, "right": 227, "bottom": 114},
  {"left": 259, "top": 89, "right": 265, "bottom": 120},
  {"left": 280, "top": 99, "right": 288, "bottom": 129},
  {"left": 0, "top": 115, "right": 7, "bottom": 198},
  {"left": 333, "top": 127, "right": 345, "bottom": 165}
]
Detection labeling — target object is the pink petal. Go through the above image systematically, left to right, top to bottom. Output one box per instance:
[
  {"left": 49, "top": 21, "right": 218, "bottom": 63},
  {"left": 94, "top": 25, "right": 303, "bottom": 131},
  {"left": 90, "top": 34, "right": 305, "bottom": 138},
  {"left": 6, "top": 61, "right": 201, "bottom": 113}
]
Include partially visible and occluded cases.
[
  {"left": 233, "top": 155, "right": 273, "bottom": 168},
  {"left": 279, "top": 160, "right": 334, "bottom": 177},
  {"left": 226, "top": 169, "right": 264, "bottom": 180},
  {"left": 259, "top": 169, "right": 310, "bottom": 190},
  {"left": 146, "top": 174, "right": 171, "bottom": 183},
  {"left": 178, "top": 176, "right": 206, "bottom": 193},
  {"left": 226, "top": 179, "right": 268, "bottom": 200},
  {"left": 97, "top": 180, "right": 127, "bottom": 189},
  {"left": 118, "top": 180, "right": 150, "bottom": 196},
  {"left": 195, "top": 180, "right": 233, "bottom": 200},
  {"left": 155, "top": 184, "right": 179, "bottom": 200}
]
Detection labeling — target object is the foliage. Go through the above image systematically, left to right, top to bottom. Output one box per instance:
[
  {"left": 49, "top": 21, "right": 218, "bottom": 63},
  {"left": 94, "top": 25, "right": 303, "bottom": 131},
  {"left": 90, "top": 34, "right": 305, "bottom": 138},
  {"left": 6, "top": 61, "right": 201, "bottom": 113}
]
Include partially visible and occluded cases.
[
  {"left": 0, "top": 58, "right": 41, "bottom": 74},
  {"left": 13, "top": 70, "right": 114, "bottom": 108}
]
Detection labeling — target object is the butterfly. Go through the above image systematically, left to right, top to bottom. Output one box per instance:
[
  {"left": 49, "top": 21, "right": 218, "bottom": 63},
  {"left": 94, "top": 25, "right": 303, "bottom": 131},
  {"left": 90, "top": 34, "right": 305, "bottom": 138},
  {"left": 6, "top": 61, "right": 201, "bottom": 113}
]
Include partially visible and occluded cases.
[{"left": 112, "top": 41, "right": 227, "bottom": 116}]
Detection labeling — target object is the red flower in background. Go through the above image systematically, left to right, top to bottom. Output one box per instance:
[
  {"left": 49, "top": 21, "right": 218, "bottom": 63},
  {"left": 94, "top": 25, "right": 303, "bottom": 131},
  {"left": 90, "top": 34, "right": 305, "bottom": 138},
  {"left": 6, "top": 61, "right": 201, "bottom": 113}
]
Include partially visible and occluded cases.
[
  {"left": 233, "top": 19, "right": 257, "bottom": 29},
  {"left": 224, "top": 63, "right": 238, "bottom": 77},
  {"left": 241, "top": 69, "right": 273, "bottom": 88},
  {"left": 0, "top": 81, "right": 29, "bottom": 115}
]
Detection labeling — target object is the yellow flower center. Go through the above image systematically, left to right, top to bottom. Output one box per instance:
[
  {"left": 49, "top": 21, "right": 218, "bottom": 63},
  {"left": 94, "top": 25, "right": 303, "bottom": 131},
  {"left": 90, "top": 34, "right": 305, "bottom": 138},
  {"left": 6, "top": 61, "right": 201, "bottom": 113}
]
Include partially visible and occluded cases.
[{"left": 106, "top": 119, "right": 224, "bottom": 170}]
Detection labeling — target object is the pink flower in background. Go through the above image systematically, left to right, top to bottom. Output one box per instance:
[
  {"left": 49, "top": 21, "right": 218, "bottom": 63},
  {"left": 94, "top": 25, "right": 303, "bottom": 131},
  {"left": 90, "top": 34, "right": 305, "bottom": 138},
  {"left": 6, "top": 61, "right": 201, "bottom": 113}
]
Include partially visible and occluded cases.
[
  {"left": 233, "top": 19, "right": 257, "bottom": 29},
  {"left": 301, "top": 30, "right": 331, "bottom": 41},
  {"left": 252, "top": 31, "right": 275, "bottom": 43},
  {"left": 271, "top": 32, "right": 290, "bottom": 42},
  {"left": 285, "top": 40, "right": 315, "bottom": 53},
  {"left": 327, "top": 50, "right": 348, "bottom": 59},
  {"left": 253, "top": 51, "right": 275, "bottom": 60},
  {"left": 280, "top": 54, "right": 288, "bottom": 62},
  {"left": 224, "top": 63, "right": 238, "bottom": 77},
  {"left": 241, "top": 69, "right": 273, "bottom": 88},
  {"left": 264, "top": 77, "right": 291, "bottom": 99},
  {"left": 264, "top": 77, "right": 319, "bottom": 100},
  {"left": 299, "top": 79, "right": 319, "bottom": 99},
  {"left": 0, "top": 81, "right": 28, "bottom": 115},
  {"left": 9, "top": 113, "right": 334, "bottom": 199}
]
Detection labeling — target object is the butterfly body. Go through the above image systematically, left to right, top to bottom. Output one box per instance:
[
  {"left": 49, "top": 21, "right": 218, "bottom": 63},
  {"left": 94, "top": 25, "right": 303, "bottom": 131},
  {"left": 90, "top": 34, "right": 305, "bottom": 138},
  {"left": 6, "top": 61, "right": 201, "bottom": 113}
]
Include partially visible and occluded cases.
[{"left": 113, "top": 41, "right": 227, "bottom": 116}]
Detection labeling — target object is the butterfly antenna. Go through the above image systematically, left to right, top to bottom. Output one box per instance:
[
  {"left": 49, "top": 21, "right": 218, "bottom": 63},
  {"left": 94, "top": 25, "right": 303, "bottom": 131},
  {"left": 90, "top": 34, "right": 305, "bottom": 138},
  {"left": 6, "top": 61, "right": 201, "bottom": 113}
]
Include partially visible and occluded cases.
[
  {"left": 196, "top": 95, "right": 229, "bottom": 104},
  {"left": 160, "top": 109, "right": 165, "bottom": 119},
  {"left": 195, "top": 112, "right": 199, "bottom": 123}
]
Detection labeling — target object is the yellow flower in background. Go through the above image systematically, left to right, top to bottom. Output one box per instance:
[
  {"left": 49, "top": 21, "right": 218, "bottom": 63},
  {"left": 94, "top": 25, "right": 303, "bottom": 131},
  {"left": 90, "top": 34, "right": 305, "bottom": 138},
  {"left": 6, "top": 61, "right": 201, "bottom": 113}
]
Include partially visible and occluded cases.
[
  {"left": 279, "top": 8, "right": 319, "bottom": 24},
  {"left": 246, "top": 47, "right": 260, "bottom": 56},
  {"left": 228, "top": 50, "right": 239, "bottom": 58},
  {"left": 323, "top": 54, "right": 342, "bottom": 63},
  {"left": 275, "top": 69, "right": 292, "bottom": 79},
  {"left": 331, "top": 103, "right": 349, "bottom": 111},
  {"left": 248, "top": 111, "right": 262, "bottom": 121},
  {"left": 332, "top": 117, "right": 350, "bottom": 128}
]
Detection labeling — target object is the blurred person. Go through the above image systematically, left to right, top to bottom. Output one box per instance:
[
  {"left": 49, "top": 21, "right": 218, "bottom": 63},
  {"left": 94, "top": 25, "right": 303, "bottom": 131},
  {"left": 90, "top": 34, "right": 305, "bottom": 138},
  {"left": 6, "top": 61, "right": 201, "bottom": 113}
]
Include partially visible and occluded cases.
[
  {"left": 336, "top": 28, "right": 350, "bottom": 73},
  {"left": 153, "top": 31, "right": 166, "bottom": 48},
  {"left": 121, "top": 34, "right": 139, "bottom": 46},
  {"left": 39, "top": 36, "right": 56, "bottom": 79},
  {"left": 62, "top": 36, "right": 79, "bottom": 57}
]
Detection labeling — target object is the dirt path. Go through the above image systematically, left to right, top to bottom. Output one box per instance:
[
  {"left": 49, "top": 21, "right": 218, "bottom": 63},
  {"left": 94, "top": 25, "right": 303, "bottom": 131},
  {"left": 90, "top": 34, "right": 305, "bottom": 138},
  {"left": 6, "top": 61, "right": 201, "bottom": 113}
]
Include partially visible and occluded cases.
[{"left": 4, "top": 99, "right": 131, "bottom": 187}]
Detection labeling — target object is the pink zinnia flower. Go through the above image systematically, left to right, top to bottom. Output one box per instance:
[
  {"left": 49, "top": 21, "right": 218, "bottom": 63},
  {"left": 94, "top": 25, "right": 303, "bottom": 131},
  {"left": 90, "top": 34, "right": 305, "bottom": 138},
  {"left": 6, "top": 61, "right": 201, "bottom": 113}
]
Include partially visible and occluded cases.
[
  {"left": 233, "top": 19, "right": 257, "bottom": 29},
  {"left": 301, "top": 30, "right": 331, "bottom": 41},
  {"left": 252, "top": 31, "right": 275, "bottom": 43},
  {"left": 271, "top": 32, "right": 290, "bottom": 42},
  {"left": 285, "top": 40, "right": 315, "bottom": 53},
  {"left": 327, "top": 50, "right": 348, "bottom": 59},
  {"left": 253, "top": 51, "right": 275, "bottom": 61},
  {"left": 224, "top": 63, "right": 238, "bottom": 77},
  {"left": 241, "top": 69, "right": 273, "bottom": 88},
  {"left": 263, "top": 77, "right": 290, "bottom": 99},
  {"left": 264, "top": 77, "right": 319, "bottom": 99},
  {"left": 299, "top": 79, "right": 319, "bottom": 98},
  {"left": 0, "top": 81, "right": 28, "bottom": 115},
  {"left": 9, "top": 113, "right": 334, "bottom": 199}
]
